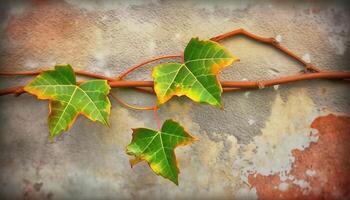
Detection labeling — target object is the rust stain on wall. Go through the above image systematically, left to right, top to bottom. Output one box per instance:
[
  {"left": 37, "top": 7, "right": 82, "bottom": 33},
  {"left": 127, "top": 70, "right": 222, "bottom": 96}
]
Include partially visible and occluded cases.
[
  {"left": 2, "top": 0, "right": 100, "bottom": 69},
  {"left": 248, "top": 114, "right": 350, "bottom": 199}
]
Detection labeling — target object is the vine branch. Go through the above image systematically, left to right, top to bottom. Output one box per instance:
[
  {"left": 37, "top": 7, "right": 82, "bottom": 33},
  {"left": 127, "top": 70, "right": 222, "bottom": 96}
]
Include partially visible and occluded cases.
[
  {"left": 1, "top": 29, "right": 349, "bottom": 99},
  {"left": 1, "top": 72, "right": 349, "bottom": 96}
]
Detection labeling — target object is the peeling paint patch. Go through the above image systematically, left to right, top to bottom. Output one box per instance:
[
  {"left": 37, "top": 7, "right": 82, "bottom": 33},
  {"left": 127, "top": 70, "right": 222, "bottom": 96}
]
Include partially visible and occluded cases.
[
  {"left": 235, "top": 90, "right": 320, "bottom": 183},
  {"left": 248, "top": 114, "right": 350, "bottom": 199}
]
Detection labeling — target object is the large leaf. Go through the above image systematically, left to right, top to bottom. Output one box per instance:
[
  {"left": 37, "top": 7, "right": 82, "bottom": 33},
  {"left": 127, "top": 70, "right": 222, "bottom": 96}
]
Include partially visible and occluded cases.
[
  {"left": 152, "top": 38, "right": 238, "bottom": 107},
  {"left": 24, "top": 64, "right": 111, "bottom": 138},
  {"left": 126, "top": 119, "right": 196, "bottom": 185}
]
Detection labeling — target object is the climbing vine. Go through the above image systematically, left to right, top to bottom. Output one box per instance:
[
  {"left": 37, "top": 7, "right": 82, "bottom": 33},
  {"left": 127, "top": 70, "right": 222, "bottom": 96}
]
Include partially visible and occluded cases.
[{"left": 1, "top": 29, "right": 349, "bottom": 185}]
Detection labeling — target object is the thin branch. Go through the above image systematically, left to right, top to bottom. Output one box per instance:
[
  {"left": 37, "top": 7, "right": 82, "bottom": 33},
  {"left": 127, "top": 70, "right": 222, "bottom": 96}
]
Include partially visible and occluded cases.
[
  {"left": 210, "top": 28, "right": 322, "bottom": 73},
  {"left": 115, "top": 54, "right": 182, "bottom": 94},
  {"left": 117, "top": 54, "right": 183, "bottom": 80},
  {"left": 0, "top": 69, "right": 153, "bottom": 95},
  {"left": 75, "top": 70, "right": 116, "bottom": 81},
  {"left": 0, "top": 71, "right": 41, "bottom": 76},
  {"left": 2, "top": 72, "right": 349, "bottom": 96},
  {"left": 108, "top": 72, "right": 350, "bottom": 88},
  {"left": 220, "top": 72, "right": 350, "bottom": 88},
  {"left": 109, "top": 81, "right": 154, "bottom": 87},
  {"left": 0, "top": 86, "right": 25, "bottom": 96},
  {"left": 132, "top": 87, "right": 155, "bottom": 94},
  {"left": 110, "top": 91, "right": 160, "bottom": 129},
  {"left": 109, "top": 93, "right": 156, "bottom": 111},
  {"left": 153, "top": 107, "right": 161, "bottom": 129}
]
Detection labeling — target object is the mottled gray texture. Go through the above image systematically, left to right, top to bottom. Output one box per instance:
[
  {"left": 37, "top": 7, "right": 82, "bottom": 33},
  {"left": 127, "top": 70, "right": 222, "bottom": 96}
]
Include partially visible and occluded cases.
[{"left": 0, "top": 0, "right": 349, "bottom": 199}]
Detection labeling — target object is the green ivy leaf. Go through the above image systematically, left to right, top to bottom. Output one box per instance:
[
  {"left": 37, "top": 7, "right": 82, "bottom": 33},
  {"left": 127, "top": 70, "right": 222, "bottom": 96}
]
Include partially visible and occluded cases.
[
  {"left": 152, "top": 38, "right": 238, "bottom": 107},
  {"left": 24, "top": 64, "right": 111, "bottom": 138},
  {"left": 126, "top": 119, "right": 196, "bottom": 185}
]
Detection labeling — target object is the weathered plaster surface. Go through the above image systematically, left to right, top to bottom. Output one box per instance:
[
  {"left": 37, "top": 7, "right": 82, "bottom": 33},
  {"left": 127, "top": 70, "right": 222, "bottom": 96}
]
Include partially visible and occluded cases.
[{"left": 0, "top": 0, "right": 349, "bottom": 199}]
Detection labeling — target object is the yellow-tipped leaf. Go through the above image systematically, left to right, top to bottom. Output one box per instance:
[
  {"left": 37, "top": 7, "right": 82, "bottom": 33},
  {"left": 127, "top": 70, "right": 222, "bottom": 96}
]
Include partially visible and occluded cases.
[
  {"left": 152, "top": 38, "right": 238, "bottom": 107},
  {"left": 24, "top": 64, "right": 111, "bottom": 138},
  {"left": 126, "top": 120, "right": 196, "bottom": 185}
]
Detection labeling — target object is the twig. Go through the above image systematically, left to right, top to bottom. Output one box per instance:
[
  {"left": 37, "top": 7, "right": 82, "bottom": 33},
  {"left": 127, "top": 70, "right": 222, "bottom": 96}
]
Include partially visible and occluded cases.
[
  {"left": 210, "top": 28, "right": 322, "bottom": 72},
  {"left": 114, "top": 54, "right": 181, "bottom": 97},
  {"left": 117, "top": 54, "right": 183, "bottom": 80},
  {"left": 75, "top": 70, "right": 116, "bottom": 81},
  {"left": 108, "top": 72, "right": 350, "bottom": 88},
  {"left": 219, "top": 72, "right": 350, "bottom": 88},
  {"left": 0, "top": 86, "right": 25, "bottom": 96},
  {"left": 109, "top": 93, "right": 156, "bottom": 111},
  {"left": 153, "top": 107, "right": 161, "bottom": 129}
]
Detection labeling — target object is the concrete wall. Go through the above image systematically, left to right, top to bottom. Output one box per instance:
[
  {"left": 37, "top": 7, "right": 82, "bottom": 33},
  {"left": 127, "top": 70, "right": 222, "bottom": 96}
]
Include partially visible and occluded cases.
[{"left": 0, "top": 0, "right": 349, "bottom": 199}]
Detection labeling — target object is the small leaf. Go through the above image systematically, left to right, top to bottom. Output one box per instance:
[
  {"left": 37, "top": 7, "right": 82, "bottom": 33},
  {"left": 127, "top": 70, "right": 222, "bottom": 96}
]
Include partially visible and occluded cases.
[
  {"left": 152, "top": 38, "right": 238, "bottom": 107},
  {"left": 24, "top": 64, "right": 111, "bottom": 138},
  {"left": 126, "top": 119, "right": 196, "bottom": 185}
]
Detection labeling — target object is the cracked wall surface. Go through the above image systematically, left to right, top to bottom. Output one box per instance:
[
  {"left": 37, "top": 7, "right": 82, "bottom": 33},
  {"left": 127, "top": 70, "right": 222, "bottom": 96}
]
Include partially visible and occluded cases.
[{"left": 0, "top": 0, "right": 349, "bottom": 199}]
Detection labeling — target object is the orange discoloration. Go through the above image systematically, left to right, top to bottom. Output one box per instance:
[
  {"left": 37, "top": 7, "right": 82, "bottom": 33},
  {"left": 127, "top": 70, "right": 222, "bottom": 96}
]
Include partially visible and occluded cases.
[
  {"left": 3, "top": 0, "right": 97, "bottom": 68},
  {"left": 211, "top": 60, "right": 231, "bottom": 74},
  {"left": 211, "top": 63, "right": 221, "bottom": 74},
  {"left": 174, "top": 85, "right": 186, "bottom": 97},
  {"left": 24, "top": 86, "right": 51, "bottom": 100},
  {"left": 249, "top": 114, "right": 350, "bottom": 200},
  {"left": 129, "top": 157, "right": 142, "bottom": 168}
]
